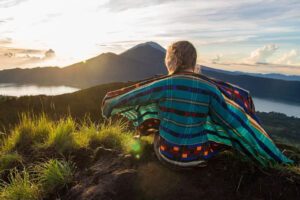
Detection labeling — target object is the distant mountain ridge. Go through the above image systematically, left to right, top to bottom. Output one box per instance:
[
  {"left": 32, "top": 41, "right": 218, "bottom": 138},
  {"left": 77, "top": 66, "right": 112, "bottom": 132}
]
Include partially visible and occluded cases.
[
  {"left": 0, "top": 41, "right": 300, "bottom": 104},
  {"left": 0, "top": 42, "right": 167, "bottom": 88},
  {"left": 201, "top": 66, "right": 300, "bottom": 81},
  {"left": 201, "top": 66, "right": 300, "bottom": 104}
]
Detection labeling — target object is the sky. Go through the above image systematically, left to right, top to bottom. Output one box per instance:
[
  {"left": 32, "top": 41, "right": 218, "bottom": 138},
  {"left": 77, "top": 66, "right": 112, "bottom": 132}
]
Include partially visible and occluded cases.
[{"left": 0, "top": 0, "right": 300, "bottom": 75}]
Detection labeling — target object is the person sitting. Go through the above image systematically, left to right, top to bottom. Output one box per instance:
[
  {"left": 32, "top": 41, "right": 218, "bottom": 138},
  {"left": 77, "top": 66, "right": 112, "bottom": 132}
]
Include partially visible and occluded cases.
[{"left": 102, "top": 41, "right": 293, "bottom": 168}]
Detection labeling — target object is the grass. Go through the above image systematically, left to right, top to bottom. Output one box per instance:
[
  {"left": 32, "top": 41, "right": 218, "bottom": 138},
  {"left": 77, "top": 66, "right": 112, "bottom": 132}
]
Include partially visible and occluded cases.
[
  {"left": 0, "top": 113, "right": 298, "bottom": 199},
  {"left": 0, "top": 113, "right": 137, "bottom": 157},
  {"left": 0, "top": 114, "right": 53, "bottom": 154},
  {"left": 0, "top": 114, "right": 138, "bottom": 199},
  {"left": 42, "top": 117, "right": 77, "bottom": 154},
  {"left": 72, "top": 118, "right": 138, "bottom": 153},
  {"left": 89, "top": 119, "right": 136, "bottom": 153},
  {"left": 73, "top": 121, "right": 98, "bottom": 148},
  {"left": 0, "top": 152, "right": 23, "bottom": 174},
  {"left": 0, "top": 159, "right": 74, "bottom": 200},
  {"left": 34, "top": 159, "right": 74, "bottom": 193},
  {"left": 272, "top": 164, "right": 300, "bottom": 176},
  {"left": 0, "top": 169, "right": 40, "bottom": 200}
]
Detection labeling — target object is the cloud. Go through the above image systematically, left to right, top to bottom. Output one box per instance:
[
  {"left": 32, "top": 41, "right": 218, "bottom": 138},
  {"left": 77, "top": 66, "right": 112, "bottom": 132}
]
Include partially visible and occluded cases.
[
  {"left": 0, "top": 0, "right": 28, "bottom": 8},
  {"left": 0, "top": 0, "right": 300, "bottom": 73},
  {"left": 104, "top": 0, "right": 180, "bottom": 11},
  {"left": 0, "top": 17, "right": 13, "bottom": 23},
  {"left": 0, "top": 37, "right": 12, "bottom": 44},
  {"left": 245, "top": 44, "right": 278, "bottom": 64},
  {"left": 0, "top": 46, "right": 56, "bottom": 69},
  {"left": 0, "top": 46, "right": 44, "bottom": 55},
  {"left": 45, "top": 49, "right": 55, "bottom": 58},
  {"left": 276, "top": 49, "right": 299, "bottom": 65},
  {"left": 211, "top": 54, "right": 223, "bottom": 63}
]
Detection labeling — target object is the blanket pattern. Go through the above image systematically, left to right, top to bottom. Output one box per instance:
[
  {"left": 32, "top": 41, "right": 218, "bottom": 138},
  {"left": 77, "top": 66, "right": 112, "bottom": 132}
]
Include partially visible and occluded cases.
[{"left": 102, "top": 72, "right": 293, "bottom": 166}]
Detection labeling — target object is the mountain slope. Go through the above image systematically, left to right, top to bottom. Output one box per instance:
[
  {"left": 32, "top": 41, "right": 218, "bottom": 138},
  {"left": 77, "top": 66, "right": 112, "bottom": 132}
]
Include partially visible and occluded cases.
[
  {"left": 0, "top": 41, "right": 300, "bottom": 104},
  {"left": 120, "top": 41, "right": 167, "bottom": 74},
  {"left": 0, "top": 42, "right": 167, "bottom": 88},
  {"left": 201, "top": 66, "right": 300, "bottom": 104},
  {"left": 201, "top": 66, "right": 300, "bottom": 81}
]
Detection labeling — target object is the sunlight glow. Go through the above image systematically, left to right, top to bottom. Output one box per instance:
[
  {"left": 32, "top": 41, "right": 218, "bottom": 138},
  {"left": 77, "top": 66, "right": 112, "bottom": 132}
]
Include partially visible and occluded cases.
[{"left": 0, "top": 0, "right": 300, "bottom": 74}]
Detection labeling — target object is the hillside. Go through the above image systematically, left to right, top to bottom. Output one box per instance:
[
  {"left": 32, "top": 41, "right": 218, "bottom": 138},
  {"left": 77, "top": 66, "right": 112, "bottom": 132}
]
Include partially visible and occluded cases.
[
  {"left": 0, "top": 42, "right": 167, "bottom": 88},
  {"left": 201, "top": 66, "right": 300, "bottom": 81},
  {"left": 202, "top": 66, "right": 300, "bottom": 104},
  {"left": 0, "top": 80, "right": 299, "bottom": 199},
  {"left": 0, "top": 81, "right": 299, "bottom": 147},
  {"left": 0, "top": 82, "right": 128, "bottom": 128},
  {"left": 0, "top": 114, "right": 299, "bottom": 200}
]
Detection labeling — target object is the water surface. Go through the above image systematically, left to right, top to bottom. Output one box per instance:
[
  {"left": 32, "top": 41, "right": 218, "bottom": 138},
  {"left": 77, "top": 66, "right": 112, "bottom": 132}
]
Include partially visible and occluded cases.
[
  {"left": 0, "top": 84, "right": 79, "bottom": 97},
  {"left": 0, "top": 84, "right": 299, "bottom": 118},
  {"left": 252, "top": 97, "right": 300, "bottom": 118}
]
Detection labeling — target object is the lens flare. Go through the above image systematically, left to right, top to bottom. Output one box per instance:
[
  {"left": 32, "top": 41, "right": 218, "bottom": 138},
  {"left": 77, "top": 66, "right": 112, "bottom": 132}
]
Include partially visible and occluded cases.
[{"left": 131, "top": 140, "right": 141, "bottom": 152}]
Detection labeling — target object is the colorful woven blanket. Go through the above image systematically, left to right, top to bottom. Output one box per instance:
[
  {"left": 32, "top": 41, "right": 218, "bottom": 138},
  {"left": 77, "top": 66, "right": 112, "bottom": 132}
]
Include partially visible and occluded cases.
[{"left": 102, "top": 72, "right": 293, "bottom": 166}]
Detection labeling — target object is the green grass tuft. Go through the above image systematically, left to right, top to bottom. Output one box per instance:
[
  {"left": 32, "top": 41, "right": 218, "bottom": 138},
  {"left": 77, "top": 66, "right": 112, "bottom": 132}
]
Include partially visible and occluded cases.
[
  {"left": 1, "top": 114, "right": 53, "bottom": 154},
  {"left": 42, "top": 117, "right": 77, "bottom": 154},
  {"left": 89, "top": 119, "right": 135, "bottom": 153},
  {"left": 73, "top": 121, "right": 98, "bottom": 148},
  {"left": 0, "top": 152, "right": 23, "bottom": 174},
  {"left": 34, "top": 159, "right": 74, "bottom": 193},
  {"left": 0, "top": 169, "right": 40, "bottom": 200}
]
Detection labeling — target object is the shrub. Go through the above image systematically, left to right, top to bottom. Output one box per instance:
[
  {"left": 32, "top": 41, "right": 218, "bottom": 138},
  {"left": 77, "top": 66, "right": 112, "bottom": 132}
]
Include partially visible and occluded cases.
[
  {"left": 34, "top": 159, "right": 74, "bottom": 193},
  {"left": 0, "top": 169, "right": 40, "bottom": 200}
]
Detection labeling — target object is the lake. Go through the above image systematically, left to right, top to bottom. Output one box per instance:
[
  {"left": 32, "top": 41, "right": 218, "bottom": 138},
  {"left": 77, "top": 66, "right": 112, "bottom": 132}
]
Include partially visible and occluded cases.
[
  {"left": 0, "top": 84, "right": 299, "bottom": 118},
  {"left": 0, "top": 84, "right": 79, "bottom": 97},
  {"left": 252, "top": 97, "right": 300, "bottom": 118}
]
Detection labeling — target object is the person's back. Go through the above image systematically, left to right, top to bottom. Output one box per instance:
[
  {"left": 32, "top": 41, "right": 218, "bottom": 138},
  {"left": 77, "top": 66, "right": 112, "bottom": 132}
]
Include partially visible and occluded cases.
[
  {"left": 102, "top": 41, "right": 293, "bottom": 168},
  {"left": 153, "top": 73, "right": 226, "bottom": 167}
]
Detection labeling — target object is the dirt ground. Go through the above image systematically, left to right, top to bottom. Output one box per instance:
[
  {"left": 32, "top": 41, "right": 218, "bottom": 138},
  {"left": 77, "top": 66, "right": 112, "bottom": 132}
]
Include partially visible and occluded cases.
[{"left": 62, "top": 144, "right": 300, "bottom": 200}]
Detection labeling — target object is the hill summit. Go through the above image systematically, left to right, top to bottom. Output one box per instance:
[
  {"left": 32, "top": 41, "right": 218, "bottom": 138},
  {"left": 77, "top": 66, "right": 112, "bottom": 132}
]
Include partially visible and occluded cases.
[{"left": 0, "top": 114, "right": 299, "bottom": 200}]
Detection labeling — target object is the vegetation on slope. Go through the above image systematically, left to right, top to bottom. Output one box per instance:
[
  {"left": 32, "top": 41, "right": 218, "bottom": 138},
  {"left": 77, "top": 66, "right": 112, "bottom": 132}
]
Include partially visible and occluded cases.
[
  {"left": 0, "top": 82, "right": 299, "bottom": 148},
  {"left": 257, "top": 112, "right": 300, "bottom": 147},
  {"left": 0, "top": 114, "right": 299, "bottom": 199},
  {"left": 0, "top": 114, "right": 139, "bottom": 199}
]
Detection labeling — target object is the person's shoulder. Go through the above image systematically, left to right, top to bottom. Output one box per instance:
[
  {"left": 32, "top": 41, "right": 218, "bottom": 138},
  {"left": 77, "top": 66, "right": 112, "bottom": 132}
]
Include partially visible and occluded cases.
[{"left": 174, "top": 73, "right": 218, "bottom": 89}]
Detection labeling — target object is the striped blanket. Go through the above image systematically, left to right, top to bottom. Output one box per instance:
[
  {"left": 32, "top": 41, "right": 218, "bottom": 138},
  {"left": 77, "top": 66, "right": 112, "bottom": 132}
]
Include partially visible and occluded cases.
[{"left": 102, "top": 72, "right": 293, "bottom": 166}]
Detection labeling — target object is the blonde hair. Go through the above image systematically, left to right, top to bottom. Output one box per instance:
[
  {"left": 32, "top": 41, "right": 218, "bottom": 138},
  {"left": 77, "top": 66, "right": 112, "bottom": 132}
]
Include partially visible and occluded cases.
[{"left": 165, "top": 41, "right": 197, "bottom": 74}]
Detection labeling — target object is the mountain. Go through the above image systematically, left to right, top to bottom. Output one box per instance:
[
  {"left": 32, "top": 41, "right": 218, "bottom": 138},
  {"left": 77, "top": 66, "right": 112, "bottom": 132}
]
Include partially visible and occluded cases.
[
  {"left": 0, "top": 41, "right": 300, "bottom": 104},
  {"left": 120, "top": 41, "right": 166, "bottom": 74},
  {"left": 0, "top": 42, "right": 167, "bottom": 88},
  {"left": 201, "top": 66, "right": 300, "bottom": 104},
  {"left": 201, "top": 66, "right": 300, "bottom": 81},
  {"left": 248, "top": 73, "right": 300, "bottom": 81}
]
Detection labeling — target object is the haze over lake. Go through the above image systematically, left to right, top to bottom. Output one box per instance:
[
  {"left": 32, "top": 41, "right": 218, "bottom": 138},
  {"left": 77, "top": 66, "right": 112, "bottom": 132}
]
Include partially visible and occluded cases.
[{"left": 0, "top": 84, "right": 79, "bottom": 97}]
